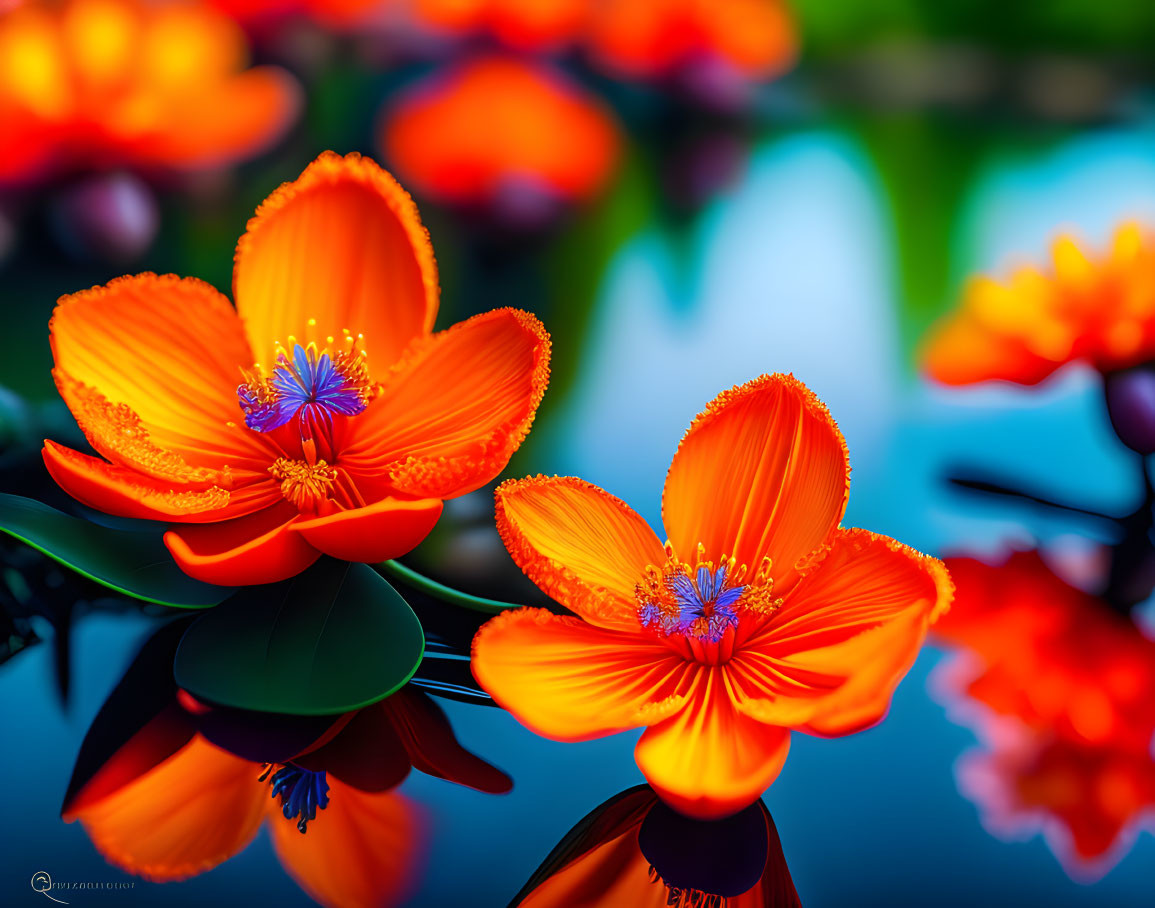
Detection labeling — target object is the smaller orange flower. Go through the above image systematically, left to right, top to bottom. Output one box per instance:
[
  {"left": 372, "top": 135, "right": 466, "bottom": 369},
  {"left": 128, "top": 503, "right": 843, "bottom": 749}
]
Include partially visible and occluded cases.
[
  {"left": 0, "top": 0, "right": 301, "bottom": 184},
  {"left": 587, "top": 0, "right": 797, "bottom": 83},
  {"left": 381, "top": 56, "right": 622, "bottom": 210},
  {"left": 42, "top": 151, "right": 551, "bottom": 585},
  {"left": 922, "top": 222, "right": 1155, "bottom": 386},
  {"left": 472, "top": 374, "right": 953, "bottom": 819},
  {"left": 934, "top": 551, "right": 1155, "bottom": 755},
  {"left": 958, "top": 734, "right": 1155, "bottom": 879}
]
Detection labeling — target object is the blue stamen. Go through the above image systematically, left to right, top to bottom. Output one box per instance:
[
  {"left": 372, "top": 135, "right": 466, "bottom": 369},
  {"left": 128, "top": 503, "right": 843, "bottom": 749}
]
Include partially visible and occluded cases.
[
  {"left": 238, "top": 343, "right": 368, "bottom": 434},
  {"left": 641, "top": 562, "right": 744, "bottom": 643},
  {"left": 264, "top": 764, "right": 330, "bottom": 833}
]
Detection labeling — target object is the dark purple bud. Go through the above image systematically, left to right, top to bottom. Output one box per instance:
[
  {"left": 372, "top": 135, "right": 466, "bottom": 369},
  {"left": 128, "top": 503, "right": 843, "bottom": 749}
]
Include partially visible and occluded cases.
[
  {"left": 671, "top": 54, "right": 754, "bottom": 115},
  {"left": 664, "top": 133, "right": 747, "bottom": 210},
  {"left": 49, "top": 171, "right": 159, "bottom": 266},
  {"left": 489, "top": 174, "right": 566, "bottom": 233},
  {"left": 1104, "top": 365, "right": 1155, "bottom": 455},
  {"left": 638, "top": 798, "right": 768, "bottom": 899}
]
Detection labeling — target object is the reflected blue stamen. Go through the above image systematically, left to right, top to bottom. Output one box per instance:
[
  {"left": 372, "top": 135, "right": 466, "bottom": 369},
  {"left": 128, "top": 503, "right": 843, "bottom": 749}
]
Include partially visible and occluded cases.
[
  {"left": 238, "top": 343, "right": 368, "bottom": 434},
  {"left": 263, "top": 764, "right": 330, "bottom": 833}
]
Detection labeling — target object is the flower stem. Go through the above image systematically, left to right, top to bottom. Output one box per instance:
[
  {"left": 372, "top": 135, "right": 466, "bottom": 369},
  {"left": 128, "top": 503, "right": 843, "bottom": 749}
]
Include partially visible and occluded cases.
[
  {"left": 946, "top": 475, "right": 1120, "bottom": 528},
  {"left": 376, "top": 560, "right": 520, "bottom": 614}
]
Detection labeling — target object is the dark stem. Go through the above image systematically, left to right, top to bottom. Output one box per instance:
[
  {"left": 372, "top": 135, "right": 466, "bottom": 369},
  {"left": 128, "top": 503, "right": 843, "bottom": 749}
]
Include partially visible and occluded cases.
[{"left": 946, "top": 475, "right": 1121, "bottom": 528}]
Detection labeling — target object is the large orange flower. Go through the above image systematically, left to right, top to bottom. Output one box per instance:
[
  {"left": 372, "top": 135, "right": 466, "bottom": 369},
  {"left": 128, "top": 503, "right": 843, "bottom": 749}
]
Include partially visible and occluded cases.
[
  {"left": 0, "top": 0, "right": 301, "bottom": 184},
  {"left": 381, "top": 56, "right": 621, "bottom": 209},
  {"left": 42, "top": 151, "right": 551, "bottom": 586},
  {"left": 922, "top": 222, "right": 1155, "bottom": 386},
  {"left": 472, "top": 374, "right": 953, "bottom": 819},
  {"left": 934, "top": 551, "right": 1155, "bottom": 755}
]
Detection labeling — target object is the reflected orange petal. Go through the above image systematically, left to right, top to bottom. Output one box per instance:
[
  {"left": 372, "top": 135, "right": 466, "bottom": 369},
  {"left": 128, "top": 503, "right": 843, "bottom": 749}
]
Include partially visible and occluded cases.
[
  {"left": 233, "top": 151, "right": 438, "bottom": 368},
  {"left": 341, "top": 308, "right": 551, "bottom": 501},
  {"left": 662, "top": 374, "right": 849, "bottom": 593},
  {"left": 493, "top": 475, "right": 665, "bottom": 631},
  {"left": 472, "top": 608, "right": 691, "bottom": 741},
  {"left": 69, "top": 736, "right": 265, "bottom": 882},
  {"left": 269, "top": 778, "right": 424, "bottom": 908}
]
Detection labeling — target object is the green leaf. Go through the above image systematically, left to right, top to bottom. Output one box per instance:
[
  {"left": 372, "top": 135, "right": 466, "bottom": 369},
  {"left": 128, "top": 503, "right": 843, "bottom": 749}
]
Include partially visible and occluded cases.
[
  {"left": 0, "top": 493, "right": 232, "bottom": 608},
  {"left": 174, "top": 558, "right": 425, "bottom": 716}
]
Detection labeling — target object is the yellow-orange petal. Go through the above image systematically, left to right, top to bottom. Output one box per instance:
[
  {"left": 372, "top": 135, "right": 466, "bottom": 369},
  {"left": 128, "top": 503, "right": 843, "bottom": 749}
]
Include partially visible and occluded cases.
[
  {"left": 381, "top": 56, "right": 621, "bottom": 205},
  {"left": 133, "top": 66, "right": 301, "bottom": 171},
  {"left": 233, "top": 151, "right": 438, "bottom": 369},
  {"left": 49, "top": 273, "right": 264, "bottom": 470},
  {"left": 340, "top": 308, "right": 551, "bottom": 501},
  {"left": 661, "top": 374, "right": 849, "bottom": 594},
  {"left": 42, "top": 440, "right": 239, "bottom": 522},
  {"left": 492, "top": 475, "right": 666, "bottom": 632},
  {"left": 289, "top": 496, "right": 443, "bottom": 563},
  {"left": 164, "top": 504, "right": 320, "bottom": 586},
  {"left": 740, "top": 528, "right": 953, "bottom": 737},
  {"left": 471, "top": 608, "right": 692, "bottom": 741},
  {"left": 634, "top": 668, "right": 791, "bottom": 820},
  {"left": 68, "top": 735, "right": 265, "bottom": 882},
  {"left": 268, "top": 779, "right": 424, "bottom": 908}
]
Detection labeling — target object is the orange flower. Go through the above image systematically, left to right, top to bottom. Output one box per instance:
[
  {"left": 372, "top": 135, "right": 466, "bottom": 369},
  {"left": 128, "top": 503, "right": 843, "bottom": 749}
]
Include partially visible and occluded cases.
[
  {"left": 0, "top": 0, "right": 301, "bottom": 184},
  {"left": 587, "top": 0, "right": 797, "bottom": 82},
  {"left": 381, "top": 56, "right": 622, "bottom": 209},
  {"left": 42, "top": 151, "right": 551, "bottom": 585},
  {"left": 922, "top": 223, "right": 1155, "bottom": 385},
  {"left": 472, "top": 374, "right": 953, "bottom": 819},
  {"left": 934, "top": 551, "right": 1155, "bottom": 755},
  {"left": 958, "top": 734, "right": 1155, "bottom": 878},
  {"left": 513, "top": 785, "right": 801, "bottom": 907}
]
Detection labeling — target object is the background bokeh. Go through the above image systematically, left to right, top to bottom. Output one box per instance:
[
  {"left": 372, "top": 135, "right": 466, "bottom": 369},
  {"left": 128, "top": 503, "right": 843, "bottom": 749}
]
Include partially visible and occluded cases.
[{"left": 3, "top": 0, "right": 1155, "bottom": 904}]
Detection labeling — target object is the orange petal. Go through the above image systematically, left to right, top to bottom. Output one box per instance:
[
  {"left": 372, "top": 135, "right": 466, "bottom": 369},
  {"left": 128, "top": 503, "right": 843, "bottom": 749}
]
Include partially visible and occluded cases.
[
  {"left": 233, "top": 151, "right": 438, "bottom": 368},
  {"left": 50, "top": 273, "right": 265, "bottom": 471},
  {"left": 340, "top": 308, "right": 551, "bottom": 501},
  {"left": 662, "top": 374, "right": 849, "bottom": 593},
  {"left": 42, "top": 440, "right": 243, "bottom": 522},
  {"left": 492, "top": 475, "right": 665, "bottom": 632},
  {"left": 289, "top": 496, "right": 443, "bottom": 563},
  {"left": 164, "top": 504, "right": 320, "bottom": 585},
  {"left": 739, "top": 528, "right": 952, "bottom": 737},
  {"left": 471, "top": 608, "right": 691, "bottom": 741},
  {"left": 634, "top": 668, "right": 791, "bottom": 820},
  {"left": 69, "top": 736, "right": 265, "bottom": 882},
  {"left": 269, "top": 779, "right": 424, "bottom": 908}
]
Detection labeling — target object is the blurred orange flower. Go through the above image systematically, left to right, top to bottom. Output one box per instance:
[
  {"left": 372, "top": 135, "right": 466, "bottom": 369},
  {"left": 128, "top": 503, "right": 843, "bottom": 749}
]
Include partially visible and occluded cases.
[
  {"left": 0, "top": 0, "right": 300, "bottom": 184},
  {"left": 208, "top": 0, "right": 381, "bottom": 30},
  {"left": 587, "top": 0, "right": 797, "bottom": 82},
  {"left": 381, "top": 56, "right": 622, "bottom": 210},
  {"left": 42, "top": 151, "right": 551, "bottom": 585},
  {"left": 922, "top": 223, "right": 1155, "bottom": 386},
  {"left": 472, "top": 374, "right": 952, "bottom": 819},
  {"left": 934, "top": 551, "right": 1155, "bottom": 755},
  {"left": 959, "top": 734, "right": 1155, "bottom": 878},
  {"left": 513, "top": 785, "right": 801, "bottom": 907}
]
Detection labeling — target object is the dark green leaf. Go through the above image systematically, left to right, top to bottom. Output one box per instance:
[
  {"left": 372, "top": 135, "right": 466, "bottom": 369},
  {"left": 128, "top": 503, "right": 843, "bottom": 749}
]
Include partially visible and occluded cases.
[
  {"left": 0, "top": 493, "right": 233, "bottom": 608},
  {"left": 174, "top": 558, "right": 425, "bottom": 716}
]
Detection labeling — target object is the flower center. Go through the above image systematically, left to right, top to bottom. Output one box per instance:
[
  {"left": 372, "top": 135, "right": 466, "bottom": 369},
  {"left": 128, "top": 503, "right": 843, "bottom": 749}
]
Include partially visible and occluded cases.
[
  {"left": 237, "top": 334, "right": 373, "bottom": 436},
  {"left": 269, "top": 456, "right": 338, "bottom": 511},
  {"left": 636, "top": 543, "right": 780, "bottom": 656},
  {"left": 260, "top": 763, "right": 330, "bottom": 834}
]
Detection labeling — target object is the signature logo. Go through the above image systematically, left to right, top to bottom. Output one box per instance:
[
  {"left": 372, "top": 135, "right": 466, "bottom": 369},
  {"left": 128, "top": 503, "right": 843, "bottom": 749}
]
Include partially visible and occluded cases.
[{"left": 31, "top": 872, "right": 68, "bottom": 904}]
